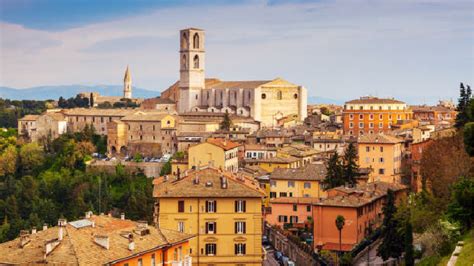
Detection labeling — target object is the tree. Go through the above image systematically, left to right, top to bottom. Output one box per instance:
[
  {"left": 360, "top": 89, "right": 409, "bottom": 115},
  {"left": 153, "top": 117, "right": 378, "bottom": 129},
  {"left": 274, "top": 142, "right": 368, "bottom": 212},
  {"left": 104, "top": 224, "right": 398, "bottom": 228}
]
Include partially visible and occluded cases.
[
  {"left": 455, "top": 82, "right": 472, "bottom": 128},
  {"left": 220, "top": 111, "right": 232, "bottom": 131},
  {"left": 463, "top": 122, "right": 474, "bottom": 156},
  {"left": 420, "top": 133, "right": 470, "bottom": 201},
  {"left": 19, "top": 142, "right": 44, "bottom": 175},
  {"left": 342, "top": 142, "right": 358, "bottom": 186},
  {"left": 0, "top": 145, "right": 17, "bottom": 177},
  {"left": 322, "top": 152, "right": 344, "bottom": 189},
  {"left": 160, "top": 160, "right": 171, "bottom": 176},
  {"left": 447, "top": 177, "right": 474, "bottom": 230},
  {"left": 377, "top": 189, "right": 404, "bottom": 262},
  {"left": 335, "top": 215, "right": 345, "bottom": 265},
  {"left": 404, "top": 220, "right": 414, "bottom": 266}
]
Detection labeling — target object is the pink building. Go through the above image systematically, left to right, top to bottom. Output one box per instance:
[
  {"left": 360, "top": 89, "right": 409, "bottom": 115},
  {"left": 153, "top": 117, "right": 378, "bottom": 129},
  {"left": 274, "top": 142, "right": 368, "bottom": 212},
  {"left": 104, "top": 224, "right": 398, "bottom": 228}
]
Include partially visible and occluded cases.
[{"left": 266, "top": 197, "right": 320, "bottom": 227}]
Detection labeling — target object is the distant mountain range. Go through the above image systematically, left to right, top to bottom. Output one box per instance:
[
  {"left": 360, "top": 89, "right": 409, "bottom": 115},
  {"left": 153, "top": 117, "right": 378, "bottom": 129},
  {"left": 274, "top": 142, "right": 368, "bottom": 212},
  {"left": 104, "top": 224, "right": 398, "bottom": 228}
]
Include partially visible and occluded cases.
[
  {"left": 0, "top": 85, "right": 342, "bottom": 104},
  {"left": 0, "top": 85, "right": 161, "bottom": 100}
]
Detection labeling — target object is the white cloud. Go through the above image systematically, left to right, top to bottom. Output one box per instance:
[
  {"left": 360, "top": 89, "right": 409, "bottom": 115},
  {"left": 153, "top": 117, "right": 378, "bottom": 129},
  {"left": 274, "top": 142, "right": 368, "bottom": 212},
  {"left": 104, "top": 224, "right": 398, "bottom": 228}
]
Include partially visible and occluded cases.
[{"left": 0, "top": 0, "right": 472, "bottom": 103}]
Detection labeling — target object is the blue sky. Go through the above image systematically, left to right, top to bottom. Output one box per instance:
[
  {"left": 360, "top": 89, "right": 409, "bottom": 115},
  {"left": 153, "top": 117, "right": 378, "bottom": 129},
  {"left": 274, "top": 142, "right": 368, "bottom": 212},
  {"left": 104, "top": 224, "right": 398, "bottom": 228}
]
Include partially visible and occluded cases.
[{"left": 0, "top": 0, "right": 473, "bottom": 103}]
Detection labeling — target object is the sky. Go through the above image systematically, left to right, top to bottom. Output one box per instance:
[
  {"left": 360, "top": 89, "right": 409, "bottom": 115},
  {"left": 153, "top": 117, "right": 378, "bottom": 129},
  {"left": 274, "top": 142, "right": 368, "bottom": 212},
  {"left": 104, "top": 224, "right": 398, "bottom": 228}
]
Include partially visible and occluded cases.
[{"left": 0, "top": 0, "right": 473, "bottom": 103}]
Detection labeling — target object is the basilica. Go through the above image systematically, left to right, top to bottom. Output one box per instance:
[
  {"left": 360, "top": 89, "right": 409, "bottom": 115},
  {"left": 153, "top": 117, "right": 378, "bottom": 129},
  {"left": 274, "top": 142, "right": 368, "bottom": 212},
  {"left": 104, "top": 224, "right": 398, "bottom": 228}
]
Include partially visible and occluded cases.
[{"left": 160, "top": 28, "right": 308, "bottom": 127}]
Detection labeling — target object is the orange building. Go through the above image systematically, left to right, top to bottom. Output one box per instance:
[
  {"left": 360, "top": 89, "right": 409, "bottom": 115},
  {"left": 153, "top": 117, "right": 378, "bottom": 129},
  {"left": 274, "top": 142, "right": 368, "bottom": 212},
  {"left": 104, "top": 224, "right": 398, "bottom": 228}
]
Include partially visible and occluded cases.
[
  {"left": 343, "top": 97, "right": 413, "bottom": 136},
  {"left": 411, "top": 105, "right": 457, "bottom": 127},
  {"left": 410, "top": 139, "right": 434, "bottom": 192},
  {"left": 313, "top": 182, "right": 407, "bottom": 251},
  {"left": 266, "top": 197, "right": 319, "bottom": 227},
  {"left": 0, "top": 213, "right": 193, "bottom": 265}
]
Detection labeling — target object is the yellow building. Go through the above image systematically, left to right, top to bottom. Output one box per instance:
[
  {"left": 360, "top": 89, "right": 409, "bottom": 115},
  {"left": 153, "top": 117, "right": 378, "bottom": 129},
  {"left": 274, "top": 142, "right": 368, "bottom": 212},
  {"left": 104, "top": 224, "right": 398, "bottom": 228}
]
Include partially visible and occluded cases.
[
  {"left": 357, "top": 134, "right": 403, "bottom": 183},
  {"left": 188, "top": 138, "right": 241, "bottom": 172},
  {"left": 277, "top": 144, "right": 319, "bottom": 166},
  {"left": 244, "top": 156, "right": 300, "bottom": 173},
  {"left": 269, "top": 163, "right": 327, "bottom": 199},
  {"left": 153, "top": 167, "right": 265, "bottom": 266}
]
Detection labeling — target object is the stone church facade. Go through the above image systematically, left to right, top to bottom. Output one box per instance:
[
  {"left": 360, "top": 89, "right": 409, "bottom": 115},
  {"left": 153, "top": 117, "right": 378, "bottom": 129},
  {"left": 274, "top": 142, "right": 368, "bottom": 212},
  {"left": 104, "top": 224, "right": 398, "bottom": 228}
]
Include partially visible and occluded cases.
[{"left": 161, "top": 28, "right": 308, "bottom": 127}]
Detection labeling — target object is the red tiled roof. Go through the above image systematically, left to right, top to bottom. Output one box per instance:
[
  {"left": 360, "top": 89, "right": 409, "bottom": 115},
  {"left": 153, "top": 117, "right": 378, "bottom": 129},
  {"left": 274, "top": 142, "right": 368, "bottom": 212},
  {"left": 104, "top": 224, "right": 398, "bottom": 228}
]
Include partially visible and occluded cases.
[{"left": 206, "top": 138, "right": 241, "bottom": 150}]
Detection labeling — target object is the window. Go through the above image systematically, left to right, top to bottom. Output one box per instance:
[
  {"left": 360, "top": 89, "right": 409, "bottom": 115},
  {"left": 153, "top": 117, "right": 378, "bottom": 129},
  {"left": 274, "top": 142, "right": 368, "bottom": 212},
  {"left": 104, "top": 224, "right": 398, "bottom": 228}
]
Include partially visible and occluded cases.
[
  {"left": 193, "top": 33, "right": 200, "bottom": 49},
  {"left": 193, "top": 55, "right": 199, "bottom": 69},
  {"left": 277, "top": 90, "right": 283, "bottom": 100},
  {"left": 261, "top": 93, "right": 266, "bottom": 99},
  {"left": 294, "top": 93, "right": 298, "bottom": 99},
  {"left": 359, "top": 106, "right": 363, "bottom": 110},
  {"left": 349, "top": 114, "right": 354, "bottom": 120},
  {"left": 359, "top": 114, "right": 364, "bottom": 119},
  {"left": 369, "top": 114, "right": 374, "bottom": 120},
  {"left": 379, "top": 114, "right": 383, "bottom": 120},
  {"left": 349, "top": 122, "right": 354, "bottom": 128},
  {"left": 359, "top": 122, "right": 364, "bottom": 128},
  {"left": 369, "top": 122, "right": 374, "bottom": 128},
  {"left": 379, "top": 122, "right": 383, "bottom": 128},
  {"left": 366, "top": 146, "right": 370, "bottom": 152},
  {"left": 380, "top": 147, "right": 384, "bottom": 152},
  {"left": 379, "top": 157, "right": 384, "bottom": 163},
  {"left": 379, "top": 168, "right": 385, "bottom": 174},
  {"left": 288, "top": 181, "right": 295, "bottom": 188},
  {"left": 304, "top": 182, "right": 311, "bottom": 189},
  {"left": 270, "top": 192, "right": 277, "bottom": 198},
  {"left": 279, "top": 192, "right": 287, "bottom": 197},
  {"left": 178, "top": 200, "right": 185, "bottom": 213},
  {"left": 206, "top": 200, "right": 216, "bottom": 213},
  {"left": 235, "top": 200, "right": 246, "bottom": 213},
  {"left": 293, "top": 204, "right": 297, "bottom": 211},
  {"left": 306, "top": 205, "right": 311, "bottom": 212},
  {"left": 278, "top": 215, "right": 288, "bottom": 223},
  {"left": 290, "top": 216, "right": 298, "bottom": 223},
  {"left": 178, "top": 221, "right": 185, "bottom": 233},
  {"left": 235, "top": 221, "right": 246, "bottom": 234},
  {"left": 206, "top": 222, "right": 216, "bottom": 234},
  {"left": 205, "top": 243, "right": 216, "bottom": 256},
  {"left": 235, "top": 243, "right": 246, "bottom": 255},
  {"left": 151, "top": 254, "right": 155, "bottom": 266},
  {"left": 138, "top": 258, "right": 143, "bottom": 266}
]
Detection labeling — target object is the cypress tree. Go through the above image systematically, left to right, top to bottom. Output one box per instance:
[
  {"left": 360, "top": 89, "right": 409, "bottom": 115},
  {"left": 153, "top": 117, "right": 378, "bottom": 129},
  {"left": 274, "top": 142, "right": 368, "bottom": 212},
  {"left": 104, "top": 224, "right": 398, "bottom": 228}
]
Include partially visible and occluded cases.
[
  {"left": 456, "top": 82, "right": 469, "bottom": 128},
  {"left": 220, "top": 111, "right": 232, "bottom": 131},
  {"left": 343, "top": 142, "right": 359, "bottom": 187},
  {"left": 322, "top": 152, "right": 344, "bottom": 189},
  {"left": 377, "top": 189, "right": 404, "bottom": 261},
  {"left": 404, "top": 220, "right": 414, "bottom": 266}
]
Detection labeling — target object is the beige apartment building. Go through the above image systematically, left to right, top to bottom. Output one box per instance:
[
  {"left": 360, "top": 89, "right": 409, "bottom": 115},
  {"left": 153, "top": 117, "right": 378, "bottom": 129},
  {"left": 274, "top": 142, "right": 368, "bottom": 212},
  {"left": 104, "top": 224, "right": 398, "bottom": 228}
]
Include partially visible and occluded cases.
[
  {"left": 357, "top": 134, "right": 403, "bottom": 183},
  {"left": 188, "top": 138, "right": 241, "bottom": 172},
  {"left": 153, "top": 167, "right": 265, "bottom": 266}
]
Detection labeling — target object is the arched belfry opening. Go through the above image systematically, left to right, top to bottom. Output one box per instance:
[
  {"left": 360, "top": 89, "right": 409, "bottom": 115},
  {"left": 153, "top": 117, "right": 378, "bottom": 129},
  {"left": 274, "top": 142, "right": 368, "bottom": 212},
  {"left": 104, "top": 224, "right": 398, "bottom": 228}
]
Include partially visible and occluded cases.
[
  {"left": 181, "top": 32, "right": 188, "bottom": 49},
  {"left": 193, "top": 33, "right": 200, "bottom": 49},
  {"left": 182, "top": 54, "right": 187, "bottom": 70},
  {"left": 193, "top": 55, "right": 199, "bottom": 69}
]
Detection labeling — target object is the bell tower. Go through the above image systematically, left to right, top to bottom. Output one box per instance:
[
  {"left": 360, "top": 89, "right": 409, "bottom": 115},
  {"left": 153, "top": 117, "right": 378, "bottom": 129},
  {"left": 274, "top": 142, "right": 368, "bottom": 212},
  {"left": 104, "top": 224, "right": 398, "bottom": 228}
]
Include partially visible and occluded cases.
[
  {"left": 178, "top": 28, "right": 205, "bottom": 113},
  {"left": 123, "top": 65, "right": 132, "bottom": 99}
]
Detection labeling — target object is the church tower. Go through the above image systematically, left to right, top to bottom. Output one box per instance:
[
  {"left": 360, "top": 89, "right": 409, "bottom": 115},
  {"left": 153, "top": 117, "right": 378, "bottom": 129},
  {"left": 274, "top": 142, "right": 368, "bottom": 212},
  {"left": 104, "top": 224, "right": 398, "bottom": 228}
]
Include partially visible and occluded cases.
[
  {"left": 178, "top": 28, "right": 205, "bottom": 113},
  {"left": 123, "top": 65, "right": 132, "bottom": 99}
]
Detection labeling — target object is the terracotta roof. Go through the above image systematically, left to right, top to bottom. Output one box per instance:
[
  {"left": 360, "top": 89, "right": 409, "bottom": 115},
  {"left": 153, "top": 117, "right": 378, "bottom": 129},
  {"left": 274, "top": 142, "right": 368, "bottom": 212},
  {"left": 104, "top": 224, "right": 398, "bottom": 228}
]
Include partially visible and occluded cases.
[
  {"left": 206, "top": 79, "right": 272, "bottom": 89},
  {"left": 142, "top": 97, "right": 175, "bottom": 105},
  {"left": 345, "top": 97, "right": 405, "bottom": 105},
  {"left": 411, "top": 105, "right": 455, "bottom": 113},
  {"left": 62, "top": 108, "right": 137, "bottom": 116},
  {"left": 44, "top": 112, "right": 67, "bottom": 121},
  {"left": 121, "top": 112, "right": 175, "bottom": 122},
  {"left": 19, "top": 114, "right": 40, "bottom": 121},
  {"left": 357, "top": 134, "right": 402, "bottom": 144},
  {"left": 206, "top": 138, "right": 241, "bottom": 150},
  {"left": 278, "top": 144, "right": 319, "bottom": 157},
  {"left": 244, "top": 156, "right": 300, "bottom": 164},
  {"left": 270, "top": 164, "right": 326, "bottom": 181},
  {"left": 153, "top": 167, "right": 265, "bottom": 198},
  {"left": 315, "top": 182, "right": 407, "bottom": 207},
  {"left": 270, "top": 197, "right": 320, "bottom": 205},
  {"left": 0, "top": 215, "right": 193, "bottom": 265}
]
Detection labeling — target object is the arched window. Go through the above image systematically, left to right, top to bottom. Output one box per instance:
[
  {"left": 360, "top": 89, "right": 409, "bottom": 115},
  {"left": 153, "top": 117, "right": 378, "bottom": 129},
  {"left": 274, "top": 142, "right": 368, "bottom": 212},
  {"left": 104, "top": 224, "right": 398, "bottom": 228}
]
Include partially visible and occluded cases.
[
  {"left": 182, "top": 32, "right": 188, "bottom": 49},
  {"left": 193, "top": 33, "right": 200, "bottom": 49},
  {"left": 182, "top": 54, "right": 187, "bottom": 69},
  {"left": 193, "top": 55, "right": 199, "bottom": 69},
  {"left": 277, "top": 91, "right": 282, "bottom": 100},
  {"left": 261, "top": 93, "right": 266, "bottom": 99},
  {"left": 294, "top": 93, "right": 298, "bottom": 99}
]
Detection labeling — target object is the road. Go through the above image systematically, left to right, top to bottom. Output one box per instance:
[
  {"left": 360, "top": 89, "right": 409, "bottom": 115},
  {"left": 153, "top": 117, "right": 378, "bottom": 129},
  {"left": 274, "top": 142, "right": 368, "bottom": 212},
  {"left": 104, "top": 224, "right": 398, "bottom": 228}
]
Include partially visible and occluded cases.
[
  {"left": 353, "top": 242, "right": 396, "bottom": 266},
  {"left": 263, "top": 246, "right": 280, "bottom": 266}
]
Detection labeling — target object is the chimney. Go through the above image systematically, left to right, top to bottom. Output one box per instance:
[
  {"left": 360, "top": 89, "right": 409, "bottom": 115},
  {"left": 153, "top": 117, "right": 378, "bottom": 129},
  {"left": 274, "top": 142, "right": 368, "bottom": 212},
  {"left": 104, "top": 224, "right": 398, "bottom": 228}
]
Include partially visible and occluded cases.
[
  {"left": 193, "top": 175, "right": 200, "bottom": 185},
  {"left": 220, "top": 176, "right": 228, "bottom": 189},
  {"left": 85, "top": 211, "right": 93, "bottom": 219},
  {"left": 121, "top": 213, "right": 125, "bottom": 220},
  {"left": 58, "top": 219, "right": 67, "bottom": 241},
  {"left": 43, "top": 224, "right": 48, "bottom": 231},
  {"left": 31, "top": 227, "right": 37, "bottom": 234},
  {"left": 19, "top": 230, "right": 30, "bottom": 248},
  {"left": 128, "top": 234, "right": 135, "bottom": 251},
  {"left": 94, "top": 235, "right": 110, "bottom": 250}
]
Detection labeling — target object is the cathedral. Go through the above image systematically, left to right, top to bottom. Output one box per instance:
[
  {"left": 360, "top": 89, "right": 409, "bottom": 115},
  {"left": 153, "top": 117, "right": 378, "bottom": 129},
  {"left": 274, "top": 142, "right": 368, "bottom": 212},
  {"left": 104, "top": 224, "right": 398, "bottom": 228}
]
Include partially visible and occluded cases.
[{"left": 161, "top": 28, "right": 308, "bottom": 127}]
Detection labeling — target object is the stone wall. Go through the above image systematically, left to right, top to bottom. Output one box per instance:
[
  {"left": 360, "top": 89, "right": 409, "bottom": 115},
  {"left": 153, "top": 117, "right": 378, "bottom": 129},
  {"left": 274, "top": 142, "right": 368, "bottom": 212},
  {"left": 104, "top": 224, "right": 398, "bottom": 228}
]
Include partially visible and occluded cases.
[{"left": 87, "top": 160, "right": 164, "bottom": 178}]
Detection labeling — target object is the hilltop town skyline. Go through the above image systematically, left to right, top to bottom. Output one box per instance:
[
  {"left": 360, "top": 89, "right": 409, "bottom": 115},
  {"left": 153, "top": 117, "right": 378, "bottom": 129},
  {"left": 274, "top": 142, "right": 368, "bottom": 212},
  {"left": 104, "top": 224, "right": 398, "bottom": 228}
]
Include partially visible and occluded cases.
[{"left": 1, "top": 0, "right": 473, "bottom": 103}]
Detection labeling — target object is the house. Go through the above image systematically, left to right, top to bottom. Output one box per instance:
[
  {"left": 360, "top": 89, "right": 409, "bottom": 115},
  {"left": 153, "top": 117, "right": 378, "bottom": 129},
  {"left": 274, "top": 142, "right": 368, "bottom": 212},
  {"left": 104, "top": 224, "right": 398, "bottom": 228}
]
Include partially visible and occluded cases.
[
  {"left": 357, "top": 134, "right": 403, "bottom": 183},
  {"left": 188, "top": 138, "right": 241, "bottom": 172},
  {"left": 244, "top": 144, "right": 277, "bottom": 160},
  {"left": 277, "top": 144, "right": 319, "bottom": 166},
  {"left": 243, "top": 156, "right": 301, "bottom": 173},
  {"left": 269, "top": 163, "right": 327, "bottom": 199},
  {"left": 153, "top": 167, "right": 265, "bottom": 265},
  {"left": 313, "top": 182, "right": 407, "bottom": 251},
  {"left": 266, "top": 197, "right": 320, "bottom": 227},
  {"left": 0, "top": 213, "right": 193, "bottom": 265}
]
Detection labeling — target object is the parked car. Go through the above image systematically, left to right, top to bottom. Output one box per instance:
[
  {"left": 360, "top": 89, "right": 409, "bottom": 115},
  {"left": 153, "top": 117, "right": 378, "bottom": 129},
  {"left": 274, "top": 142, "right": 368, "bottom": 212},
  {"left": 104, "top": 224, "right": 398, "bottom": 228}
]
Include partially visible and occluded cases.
[
  {"left": 262, "top": 235, "right": 270, "bottom": 245},
  {"left": 274, "top": 251, "right": 283, "bottom": 261}
]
